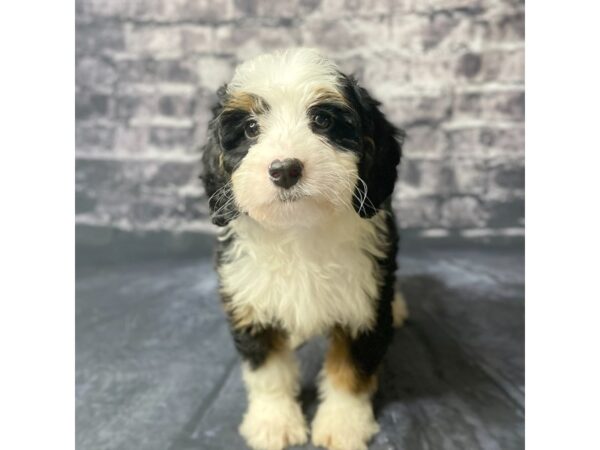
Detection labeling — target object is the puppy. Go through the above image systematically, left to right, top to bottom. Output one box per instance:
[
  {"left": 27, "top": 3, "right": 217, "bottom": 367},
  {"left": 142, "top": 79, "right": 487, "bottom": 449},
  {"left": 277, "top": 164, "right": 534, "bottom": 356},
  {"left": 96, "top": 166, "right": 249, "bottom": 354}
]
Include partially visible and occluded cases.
[{"left": 201, "top": 48, "right": 406, "bottom": 450}]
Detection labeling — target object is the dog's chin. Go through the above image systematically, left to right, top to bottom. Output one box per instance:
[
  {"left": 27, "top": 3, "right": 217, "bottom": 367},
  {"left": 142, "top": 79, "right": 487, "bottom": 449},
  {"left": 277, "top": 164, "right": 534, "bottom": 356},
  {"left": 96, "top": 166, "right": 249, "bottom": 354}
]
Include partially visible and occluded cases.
[
  {"left": 276, "top": 190, "right": 305, "bottom": 203},
  {"left": 244, "top": 195, "right": 339, "bottom": 230}
]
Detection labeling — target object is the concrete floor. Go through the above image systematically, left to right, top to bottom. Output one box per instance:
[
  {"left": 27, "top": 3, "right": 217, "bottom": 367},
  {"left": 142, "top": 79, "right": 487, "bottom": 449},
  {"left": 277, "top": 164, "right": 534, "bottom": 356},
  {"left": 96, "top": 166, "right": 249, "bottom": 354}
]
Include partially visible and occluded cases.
[{"left": 76, "top": 247, "right": 524, "bottom": 450}]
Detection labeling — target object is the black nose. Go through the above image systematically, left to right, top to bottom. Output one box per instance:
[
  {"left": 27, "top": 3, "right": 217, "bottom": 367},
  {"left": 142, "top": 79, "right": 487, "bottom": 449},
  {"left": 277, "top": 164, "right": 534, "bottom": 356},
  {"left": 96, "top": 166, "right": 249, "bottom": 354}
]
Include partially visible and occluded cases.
[{"left": 268, "top": 158, "right": 303, "bottom": 189}]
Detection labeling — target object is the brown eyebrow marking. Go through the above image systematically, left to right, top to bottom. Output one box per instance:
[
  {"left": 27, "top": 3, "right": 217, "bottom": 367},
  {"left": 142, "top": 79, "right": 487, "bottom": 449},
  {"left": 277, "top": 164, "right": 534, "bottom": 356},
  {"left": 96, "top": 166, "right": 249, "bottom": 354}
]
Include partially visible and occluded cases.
[
  {"left": 310, "top": 87, "right": 351, "bottom": 109},
  {"left": 223, "top": 92, "right": 270, "bottom": 115}
]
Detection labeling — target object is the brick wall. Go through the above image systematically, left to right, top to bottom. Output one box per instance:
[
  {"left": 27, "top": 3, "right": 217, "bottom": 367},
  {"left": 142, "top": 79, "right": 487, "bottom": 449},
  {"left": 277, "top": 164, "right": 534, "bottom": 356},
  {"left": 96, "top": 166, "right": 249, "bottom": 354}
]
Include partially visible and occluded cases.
[{"left": 76, "top": 0, "right": 524, "bottom": 246}]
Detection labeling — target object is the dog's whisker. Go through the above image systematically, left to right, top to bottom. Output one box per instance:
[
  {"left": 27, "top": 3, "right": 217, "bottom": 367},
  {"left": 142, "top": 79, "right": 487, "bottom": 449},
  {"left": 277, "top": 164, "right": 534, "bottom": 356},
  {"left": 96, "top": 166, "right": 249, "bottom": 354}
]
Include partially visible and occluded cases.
[
  {"left": 207, "top": 181, "right": 232, "bottom": 204},
  {"left": 212, "top": 191, "right": 237, "bottom": 218}
]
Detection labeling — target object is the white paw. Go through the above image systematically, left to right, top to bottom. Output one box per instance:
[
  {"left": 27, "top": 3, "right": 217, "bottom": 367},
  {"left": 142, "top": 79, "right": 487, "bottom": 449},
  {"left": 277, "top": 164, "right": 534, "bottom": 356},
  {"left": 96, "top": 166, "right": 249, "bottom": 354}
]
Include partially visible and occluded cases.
[
  {"left": 392, "top": 291, "right": 409, "bottom": 328},
  {"left": 311, "top": 396, "right": 380, "bottom": 450},
  {"left": 239, "top": 397, "right": 308, "bottom": 450}
]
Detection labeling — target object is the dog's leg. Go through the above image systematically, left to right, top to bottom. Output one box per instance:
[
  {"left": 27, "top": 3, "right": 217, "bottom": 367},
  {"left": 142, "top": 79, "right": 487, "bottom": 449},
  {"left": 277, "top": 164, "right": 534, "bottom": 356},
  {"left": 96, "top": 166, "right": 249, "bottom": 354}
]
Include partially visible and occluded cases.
[
  {"left": 312, "top": 296, "right": 397, "bottom": 450},
  {"left": 234, "top": 327, "right": 307, "bottom": 450},
  {"left": 311, "top": 328, "right": 380, "bottom": 450}
]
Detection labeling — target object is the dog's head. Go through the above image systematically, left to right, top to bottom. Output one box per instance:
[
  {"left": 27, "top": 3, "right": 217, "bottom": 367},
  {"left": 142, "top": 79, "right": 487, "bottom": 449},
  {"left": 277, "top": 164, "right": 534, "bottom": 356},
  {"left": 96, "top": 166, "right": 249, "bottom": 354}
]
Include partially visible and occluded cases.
[{"left": 201, "top": 48, "right": 404, "bottom": 229}]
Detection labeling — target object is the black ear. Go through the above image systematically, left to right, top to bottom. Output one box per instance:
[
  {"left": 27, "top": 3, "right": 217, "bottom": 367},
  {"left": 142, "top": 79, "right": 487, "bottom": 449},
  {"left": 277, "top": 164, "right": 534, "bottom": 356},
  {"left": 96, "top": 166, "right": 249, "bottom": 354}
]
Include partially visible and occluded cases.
[
  {"left": 343, "top": 76, "right": 405, "bottom": 218},
  {"left": 200, "top": 84, "right": 239, "bottom": 226}
]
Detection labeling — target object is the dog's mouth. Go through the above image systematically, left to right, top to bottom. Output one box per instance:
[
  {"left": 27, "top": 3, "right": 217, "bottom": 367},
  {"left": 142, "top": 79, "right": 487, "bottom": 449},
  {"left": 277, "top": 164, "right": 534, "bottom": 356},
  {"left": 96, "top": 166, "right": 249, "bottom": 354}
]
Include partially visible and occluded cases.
[
  {"left": 243, "top": 185, "right": 340, "bottom": 229},
  {"left": 277, "top": 189, "right": 305, "bottom": 203}
]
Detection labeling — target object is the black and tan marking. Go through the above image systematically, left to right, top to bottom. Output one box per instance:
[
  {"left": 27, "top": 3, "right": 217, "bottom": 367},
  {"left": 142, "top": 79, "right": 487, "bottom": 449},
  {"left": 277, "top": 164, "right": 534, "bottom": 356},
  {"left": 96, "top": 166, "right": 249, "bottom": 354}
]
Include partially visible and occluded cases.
[
  {"left": 202, "top": 89, "right": 272, "bottom": 226},
  {"left": 324, "top": 206, "right": 398, "bottom": 394},
  {"left": 220, "top": 288, "right": 287, "bottom": 371},
  {"left": 231, "top": 324, "right": 288, "bottom": 370},
  {"left": 325, "top": 327, "right": 378, "bottom": 394}
]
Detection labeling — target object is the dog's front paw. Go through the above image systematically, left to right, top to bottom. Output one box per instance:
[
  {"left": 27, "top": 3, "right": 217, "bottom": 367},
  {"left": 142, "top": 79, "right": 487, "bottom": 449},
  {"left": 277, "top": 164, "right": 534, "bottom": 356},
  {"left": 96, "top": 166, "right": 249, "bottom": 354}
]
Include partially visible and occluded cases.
[
  {"left": 311, "top": 396, "right": 379, "bottom": 450},
  {"left": 240, "top": 397, "right": 307, "bottom": 450}
]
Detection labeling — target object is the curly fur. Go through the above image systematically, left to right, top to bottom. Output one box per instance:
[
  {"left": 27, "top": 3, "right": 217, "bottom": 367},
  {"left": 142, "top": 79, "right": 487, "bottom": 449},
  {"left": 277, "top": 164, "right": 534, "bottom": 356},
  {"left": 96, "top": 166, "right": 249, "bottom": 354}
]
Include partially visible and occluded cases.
[{"left": 200, "top": 48, "right": 405, "bottom": 450}]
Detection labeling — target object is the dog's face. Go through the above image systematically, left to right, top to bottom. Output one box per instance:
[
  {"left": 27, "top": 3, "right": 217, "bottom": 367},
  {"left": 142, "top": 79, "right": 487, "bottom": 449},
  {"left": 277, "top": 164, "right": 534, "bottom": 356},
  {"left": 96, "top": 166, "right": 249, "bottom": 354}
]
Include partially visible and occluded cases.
[{"left": 202, "top": 49, "right": 404, "bottom": 229}]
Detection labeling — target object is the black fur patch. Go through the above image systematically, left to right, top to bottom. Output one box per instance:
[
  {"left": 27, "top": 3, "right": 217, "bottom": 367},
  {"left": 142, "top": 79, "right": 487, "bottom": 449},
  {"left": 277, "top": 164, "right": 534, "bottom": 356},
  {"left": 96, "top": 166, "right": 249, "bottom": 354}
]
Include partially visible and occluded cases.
[
  {"left": 338, "top": 74, "right": 405, "bottom": 218},
  {"left": 200, "top": 88, "right": 269, "bottom": 226},
  {"left": 308, "top": 102, "right": 362, "bottom": 152},
  {"left": 218, "top": 108, "right": 257, "bottom": 173},
  {"left": 201, "top": 139, "right": 238, "bottom": 227},
  {"left": 347, "top": 200, "right": 399, "bottom": 377},
  {"left": 230, "top": 324, "right": 285, "bottom": 370}
]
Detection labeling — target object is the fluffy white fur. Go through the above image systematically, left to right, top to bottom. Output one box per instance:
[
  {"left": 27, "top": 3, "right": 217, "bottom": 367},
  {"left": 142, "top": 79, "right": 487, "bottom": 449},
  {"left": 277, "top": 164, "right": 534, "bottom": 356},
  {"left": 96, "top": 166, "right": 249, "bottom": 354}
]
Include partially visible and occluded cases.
[
  {"left": 228, "top": 48, "right": 341, "bottom": 105},
  {"left": 219, "top": 210, "right": 389, "bottom": 345},
  {"left": 240, "top": 344, "right": 307, "bottom": 450},
  {"left": 312, "top": 375, "right": 379, "bottom": 450}
]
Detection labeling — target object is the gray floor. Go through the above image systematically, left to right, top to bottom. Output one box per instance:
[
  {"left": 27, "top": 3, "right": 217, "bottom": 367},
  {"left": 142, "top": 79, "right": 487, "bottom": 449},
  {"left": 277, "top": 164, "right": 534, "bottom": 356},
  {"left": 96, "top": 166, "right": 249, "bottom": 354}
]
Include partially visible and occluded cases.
[{"left": 76, "top": 247, "right": 524, "bottom": 450}]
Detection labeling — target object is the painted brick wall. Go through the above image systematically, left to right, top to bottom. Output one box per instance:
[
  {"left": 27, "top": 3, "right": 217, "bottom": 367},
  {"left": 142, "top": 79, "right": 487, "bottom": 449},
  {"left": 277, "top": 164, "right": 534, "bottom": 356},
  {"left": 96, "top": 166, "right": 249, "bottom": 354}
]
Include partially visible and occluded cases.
[{"left": 76, "top": 0, "right": 524, "bottom": 244}]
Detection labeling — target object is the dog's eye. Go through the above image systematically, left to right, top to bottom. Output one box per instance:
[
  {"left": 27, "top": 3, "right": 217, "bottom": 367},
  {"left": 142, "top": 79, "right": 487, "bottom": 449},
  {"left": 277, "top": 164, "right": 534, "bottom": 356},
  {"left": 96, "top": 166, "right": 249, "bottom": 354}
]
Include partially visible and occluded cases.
[
  {"left": 312, "top": 112, "right": 332, "bottom": 130},
  {"left": 244, "top": 119, "right": 260, "bottom": 139}
]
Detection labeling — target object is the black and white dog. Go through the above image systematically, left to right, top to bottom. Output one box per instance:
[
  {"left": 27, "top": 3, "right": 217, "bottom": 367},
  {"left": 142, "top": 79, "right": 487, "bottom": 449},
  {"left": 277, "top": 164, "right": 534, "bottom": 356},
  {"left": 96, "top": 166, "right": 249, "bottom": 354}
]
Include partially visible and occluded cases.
[{"left": 201, "top": 48, "right": 407, "bottom": 450}]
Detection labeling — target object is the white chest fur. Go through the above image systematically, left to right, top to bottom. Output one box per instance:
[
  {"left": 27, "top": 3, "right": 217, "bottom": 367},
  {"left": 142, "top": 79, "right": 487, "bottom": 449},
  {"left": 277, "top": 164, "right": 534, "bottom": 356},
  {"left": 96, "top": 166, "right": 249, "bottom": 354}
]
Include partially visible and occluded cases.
[{"left": 218, "top": 211, "right": 389, "bottom": 343}]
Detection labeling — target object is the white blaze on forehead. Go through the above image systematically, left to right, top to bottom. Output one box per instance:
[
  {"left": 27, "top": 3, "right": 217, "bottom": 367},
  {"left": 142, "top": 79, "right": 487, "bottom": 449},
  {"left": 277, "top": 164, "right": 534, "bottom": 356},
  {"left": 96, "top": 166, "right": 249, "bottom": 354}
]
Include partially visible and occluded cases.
[{"left": 227, "top": 48, "right": 342, "bottom": 102}]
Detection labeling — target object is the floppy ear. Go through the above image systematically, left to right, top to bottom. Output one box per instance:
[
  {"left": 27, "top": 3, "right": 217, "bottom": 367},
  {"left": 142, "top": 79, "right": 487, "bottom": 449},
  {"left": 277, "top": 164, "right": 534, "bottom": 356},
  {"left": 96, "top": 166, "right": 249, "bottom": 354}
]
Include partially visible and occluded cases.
[
  {"left": 343, "top": 76, "right": 405, "bottom": 218},
  {"left": 200, "top": 84, "right": 239, "bottom": 226}
]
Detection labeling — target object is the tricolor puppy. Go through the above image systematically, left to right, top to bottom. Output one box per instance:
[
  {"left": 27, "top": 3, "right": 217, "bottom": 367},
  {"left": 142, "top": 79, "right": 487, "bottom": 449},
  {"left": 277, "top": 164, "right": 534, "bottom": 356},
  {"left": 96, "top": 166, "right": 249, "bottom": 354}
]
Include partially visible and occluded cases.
[{"left": 201, "top": 48, "right": 407, "bottom": 450}]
